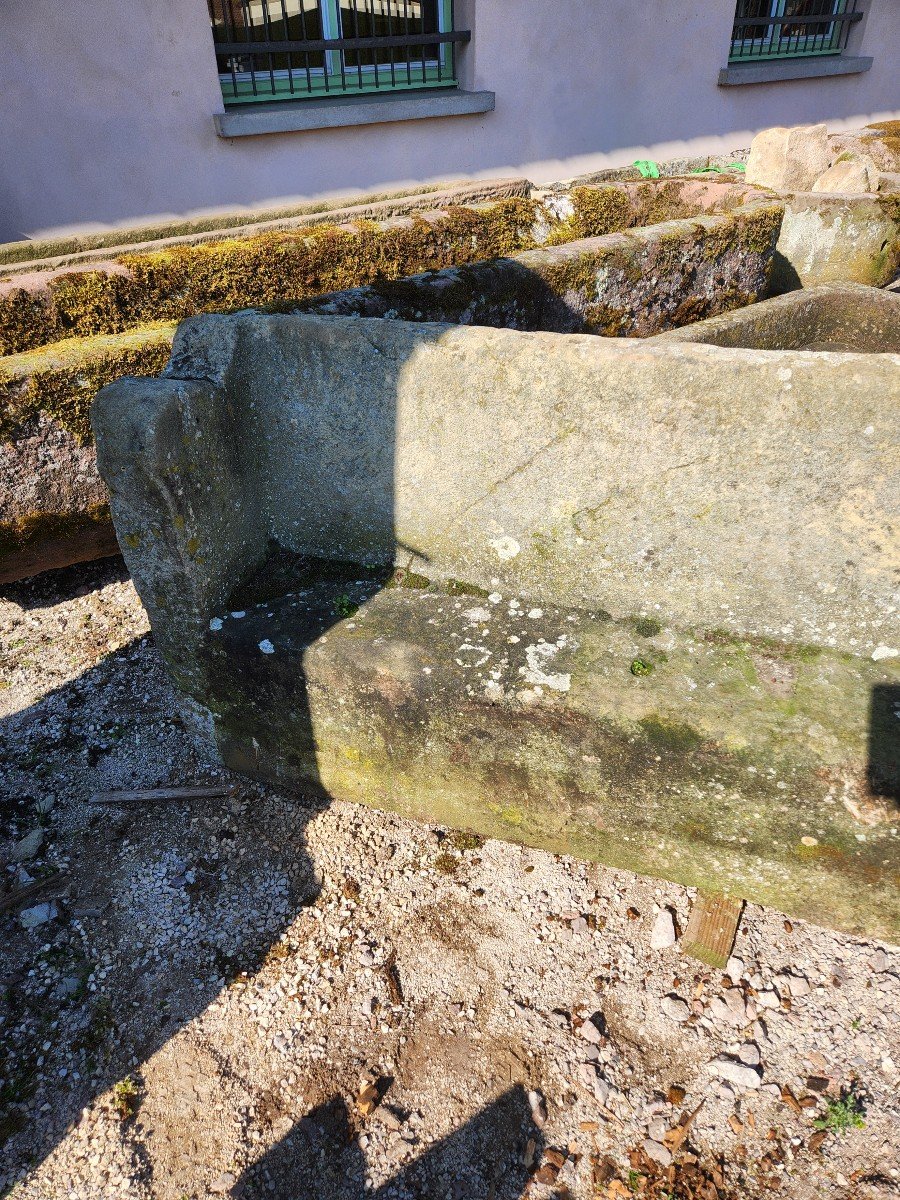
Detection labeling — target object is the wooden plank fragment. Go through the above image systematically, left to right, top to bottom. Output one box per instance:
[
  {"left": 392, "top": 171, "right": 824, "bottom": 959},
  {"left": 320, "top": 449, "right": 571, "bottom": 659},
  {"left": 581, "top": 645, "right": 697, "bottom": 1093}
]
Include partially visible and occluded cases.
[
  {"left": 89, "top": 784, "right": 236, "bottom": 805},
  {"left": 0, "top": 872, "right": 68, "bottom": 915},
  {"left": 681, "top": 891, "right": 744, "bottom": 969}
]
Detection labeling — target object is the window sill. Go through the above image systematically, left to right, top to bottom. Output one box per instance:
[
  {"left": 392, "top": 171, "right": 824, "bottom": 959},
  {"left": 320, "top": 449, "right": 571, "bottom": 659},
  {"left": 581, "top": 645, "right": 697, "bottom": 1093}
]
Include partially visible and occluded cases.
[
  {"left": 718, "top": 55, "right": 872, "bottom": 86},
  {"left": 214, "top": 88, "right": 495, "bottom": 138}
]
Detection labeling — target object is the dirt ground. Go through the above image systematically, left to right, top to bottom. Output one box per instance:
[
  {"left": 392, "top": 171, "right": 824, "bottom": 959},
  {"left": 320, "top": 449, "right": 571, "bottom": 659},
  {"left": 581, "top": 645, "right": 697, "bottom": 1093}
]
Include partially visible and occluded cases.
[{"left": 1, "top": 559, "right": 898, "bottom": 1200}]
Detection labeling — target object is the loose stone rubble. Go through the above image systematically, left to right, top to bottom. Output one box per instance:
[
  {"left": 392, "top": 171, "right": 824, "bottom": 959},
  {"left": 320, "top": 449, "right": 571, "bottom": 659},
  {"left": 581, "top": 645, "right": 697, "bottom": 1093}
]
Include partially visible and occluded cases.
[{"left": 1, "top": 562, "right": 899, "bottom": 1200}]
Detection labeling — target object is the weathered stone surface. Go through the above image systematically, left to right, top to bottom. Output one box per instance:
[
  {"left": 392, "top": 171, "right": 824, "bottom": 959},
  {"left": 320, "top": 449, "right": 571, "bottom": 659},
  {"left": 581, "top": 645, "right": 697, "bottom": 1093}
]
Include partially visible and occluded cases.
[
  {"left": 746, "top": 124, "right": 831, "bottom": 192},
  {"left": 829, "top": 126, "right": 900, "bottom": 175},
  {"left": 811, "top": 157, "right": 879, "bottom": 195},
  {"left": 770, "top": 194, "right": 900, "bottom": 290},
  {"left": 3, "top": 203, "right": 779, "bottom": 584},
  {"left": 300, "top": 203, "right": 781, "bottom": 339},
  {"left": 654, "top": 283, "right": 900, "bottom": 352},
  {"left": 92, "top": 312, "right": 900, "bottom": 935},
  {"left": 196, "top": 582, "right": 897, "bottom": 936}
]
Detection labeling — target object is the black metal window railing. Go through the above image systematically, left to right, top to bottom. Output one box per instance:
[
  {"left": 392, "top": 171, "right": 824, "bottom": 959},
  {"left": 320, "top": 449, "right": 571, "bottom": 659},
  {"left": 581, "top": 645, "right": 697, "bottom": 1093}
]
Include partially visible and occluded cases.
[
  {"left": 207, "top": 0, "right": 467, "bottom": 105},
  {"left": 728, "top": 0, "right": 862, "bottom": 62}
]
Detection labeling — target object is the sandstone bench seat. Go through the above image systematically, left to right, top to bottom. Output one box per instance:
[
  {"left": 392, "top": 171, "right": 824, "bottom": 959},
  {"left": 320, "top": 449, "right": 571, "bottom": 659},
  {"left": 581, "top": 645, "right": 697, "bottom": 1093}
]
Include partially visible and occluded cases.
[{"left": 92, "top": 311, "right": 900, "bottom": 939}]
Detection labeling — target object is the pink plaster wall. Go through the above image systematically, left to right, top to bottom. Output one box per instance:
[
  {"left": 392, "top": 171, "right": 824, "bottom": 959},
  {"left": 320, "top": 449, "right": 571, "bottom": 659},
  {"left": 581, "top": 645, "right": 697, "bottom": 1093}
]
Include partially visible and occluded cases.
[{"left": 1, "top": 0, "right": 898, "bottom": 243}]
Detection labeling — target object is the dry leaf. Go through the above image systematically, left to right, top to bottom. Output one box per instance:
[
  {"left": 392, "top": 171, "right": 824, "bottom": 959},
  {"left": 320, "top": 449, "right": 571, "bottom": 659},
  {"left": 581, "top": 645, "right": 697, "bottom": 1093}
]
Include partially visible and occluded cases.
[
  {"left": 780, "top": 1087, "right": 803, "bottom": 1115},
  {"left": 728, "top": 1114, "right": 744, "bottom": 1135},
  {"left": 808, "top": 1130, "right": 828, "bottom": 1153}
]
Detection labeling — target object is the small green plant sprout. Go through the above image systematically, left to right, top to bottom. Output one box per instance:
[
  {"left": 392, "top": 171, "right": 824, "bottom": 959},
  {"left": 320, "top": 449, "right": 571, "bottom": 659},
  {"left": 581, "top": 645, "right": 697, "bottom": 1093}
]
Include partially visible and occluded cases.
[
  {"left": 633, "top": 160, "right": 660, "bottom": 179},
  {"left": 334, "top": 593, "right": 359, "bottom": 619},
  {"left": 630, "top": 657, "right": 654, "bottom": 677},
  {"left": 449, "top": 829, "right": 484, "bottom": 852},
  {"left": 851, "top": 1016, "right": 862, "bottom": 1031},
  {"left": 112, "top": 1075, "right": 140, "bottom": 1121},
  {"left": 814, "top": 1091, "right": 865, "bottom": 1135}
]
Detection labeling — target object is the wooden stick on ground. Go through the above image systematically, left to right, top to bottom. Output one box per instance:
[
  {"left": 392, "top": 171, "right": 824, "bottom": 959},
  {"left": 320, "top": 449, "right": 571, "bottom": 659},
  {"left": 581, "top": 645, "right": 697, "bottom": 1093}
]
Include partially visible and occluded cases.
[
  {"left": 89, "top": 784, "right": 237, "bottom": 806},
  {"left": 0, "top": 872, "right": 68, "bottom": 916},
  {"left": 681, "top": 891, "right": 745, "bottom": 970}
]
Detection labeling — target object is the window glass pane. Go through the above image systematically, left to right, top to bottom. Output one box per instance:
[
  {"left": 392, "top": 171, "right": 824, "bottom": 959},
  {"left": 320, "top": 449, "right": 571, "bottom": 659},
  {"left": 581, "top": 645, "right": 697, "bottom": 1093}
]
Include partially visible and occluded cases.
[
  {"left": 211, "top": 0, "right": 326, "bottom": 71},
  {"left": 340, "top": 0, "right": 440, "bottom": 68},
  {"left": 734, "top": 0, "right": 777, "bottom": 42},
  {"left": 778, "top": 0, "right": 842, "bottom": 44}
]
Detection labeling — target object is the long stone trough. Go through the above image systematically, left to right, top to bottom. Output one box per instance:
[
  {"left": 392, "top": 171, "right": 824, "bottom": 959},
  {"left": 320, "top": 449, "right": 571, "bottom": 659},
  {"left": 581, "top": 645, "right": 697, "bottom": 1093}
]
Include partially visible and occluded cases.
[{"left": 93, "top": 295, "right": 900, "bottom": 940}]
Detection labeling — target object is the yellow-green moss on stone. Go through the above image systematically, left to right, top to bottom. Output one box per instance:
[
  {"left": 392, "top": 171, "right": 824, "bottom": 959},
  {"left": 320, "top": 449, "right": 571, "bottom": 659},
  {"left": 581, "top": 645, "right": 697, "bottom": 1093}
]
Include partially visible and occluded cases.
[
  {"left": 546, "top": 181, "right": 705, "bottom": 245},
  {"left": 0, "top": 200, "right": 540, "bottom": 356},
  {"left": 0, "top": 323, "right": 176, "bottom": 443},
  {"left": 0, "top": 502, "right": 112, "bottom": 558}
]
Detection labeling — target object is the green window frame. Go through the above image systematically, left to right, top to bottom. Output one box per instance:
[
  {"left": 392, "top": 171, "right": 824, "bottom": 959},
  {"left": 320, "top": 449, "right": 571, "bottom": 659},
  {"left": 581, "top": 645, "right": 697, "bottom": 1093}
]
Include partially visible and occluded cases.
[
  {"left": 209, "top": 0, "right": 461, "bottom": 106},
  {"left": 728, "top": 0, "right": 861, "bottom": 63}
]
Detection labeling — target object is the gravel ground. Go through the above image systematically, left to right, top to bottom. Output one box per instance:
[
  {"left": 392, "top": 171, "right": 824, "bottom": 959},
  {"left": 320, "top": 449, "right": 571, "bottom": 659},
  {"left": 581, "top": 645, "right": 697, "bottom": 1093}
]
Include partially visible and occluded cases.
[{"left": 1, "top": 560, "right": 898, "bottom": 1200}]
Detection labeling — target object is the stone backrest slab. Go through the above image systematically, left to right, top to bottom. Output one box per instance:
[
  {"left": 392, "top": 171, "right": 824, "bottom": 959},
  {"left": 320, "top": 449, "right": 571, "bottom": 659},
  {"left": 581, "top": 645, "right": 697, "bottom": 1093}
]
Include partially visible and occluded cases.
[{"left": 95, "top": 311, "right": 899, "bottom": 676}]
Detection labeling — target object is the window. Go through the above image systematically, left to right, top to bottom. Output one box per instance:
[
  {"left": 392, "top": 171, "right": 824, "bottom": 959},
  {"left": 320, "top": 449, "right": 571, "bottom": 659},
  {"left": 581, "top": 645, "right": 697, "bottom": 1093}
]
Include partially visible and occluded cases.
[
  {"left": 207, "top": 0, "right": 467, "bottom": 105},
  {"left": 728, "top": 0, "right": 862, "bottom": 62}
]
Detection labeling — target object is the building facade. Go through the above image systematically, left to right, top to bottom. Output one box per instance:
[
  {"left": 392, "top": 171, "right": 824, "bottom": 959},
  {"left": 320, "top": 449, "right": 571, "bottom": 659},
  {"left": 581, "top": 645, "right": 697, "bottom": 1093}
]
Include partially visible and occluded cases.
[{"left": 2, "top": 0, "right": 898, "bottom": 243}]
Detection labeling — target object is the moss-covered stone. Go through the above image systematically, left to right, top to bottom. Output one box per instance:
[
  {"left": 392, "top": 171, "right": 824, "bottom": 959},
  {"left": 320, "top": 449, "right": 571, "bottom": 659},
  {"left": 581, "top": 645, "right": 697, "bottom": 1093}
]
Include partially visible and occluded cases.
[
  {"left": 545, "top": 181, "right": 702, "bottom": 244},
  {"left": 0, "top": 201, "right": 540, "bottom": 356},
  {"left": 0, "top": 324, "right": 176, "bottom": 443},
  {"left": 0, "top": 502, "right": 111, "bottom": 558},
  {"left": 198, "top": 582, "right": 899, "bottom": 938}
]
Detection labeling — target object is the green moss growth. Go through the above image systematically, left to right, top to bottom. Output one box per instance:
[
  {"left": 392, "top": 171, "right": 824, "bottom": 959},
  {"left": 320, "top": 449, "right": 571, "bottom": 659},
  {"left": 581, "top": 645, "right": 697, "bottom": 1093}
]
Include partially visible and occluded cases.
[
  {"left": 545, "top": 181, "right": 707, "bottom": 246},
  {"left": 0, "top": 199, "right": 540, "bottom": 356},
  {"left": 696, "top": 204, "right": 783, "bottom": 263},
  {"left": 0, "top": 324, "right": 175, "bottom": 443},
  {"left": 0, "top": 502, "right": 112, "bottom": 557},
  {"left": 388, "top": 568, "right": 431, "bottom": 589},
  {"left": 446, "top": 579, "right": 491, "bottom": 598},
  {"left": 633, "top": 616, "right": 662, "bottom": 637},
  {"left": 630, "top": 658, "right": 655, "bottom": 677},
  {"left": 639, "top": 714, "right": 704, "bottom": 754},
  {"left": 449, "top": 829, "right": 485, "bottom": 851}
]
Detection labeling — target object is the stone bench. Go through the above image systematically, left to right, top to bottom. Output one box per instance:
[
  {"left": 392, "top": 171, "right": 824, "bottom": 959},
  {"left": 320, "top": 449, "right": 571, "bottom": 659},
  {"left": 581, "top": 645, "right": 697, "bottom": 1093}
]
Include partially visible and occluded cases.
[{"left": 93, "top": 310, "right": 900, "bottom": 938}]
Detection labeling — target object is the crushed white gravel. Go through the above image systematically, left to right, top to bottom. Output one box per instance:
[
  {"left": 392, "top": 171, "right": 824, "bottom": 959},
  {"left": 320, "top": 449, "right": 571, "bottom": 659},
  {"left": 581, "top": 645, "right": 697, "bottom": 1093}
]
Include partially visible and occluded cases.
[{"left": 1, "top": 561, "right": 898, "bottom": 1200}]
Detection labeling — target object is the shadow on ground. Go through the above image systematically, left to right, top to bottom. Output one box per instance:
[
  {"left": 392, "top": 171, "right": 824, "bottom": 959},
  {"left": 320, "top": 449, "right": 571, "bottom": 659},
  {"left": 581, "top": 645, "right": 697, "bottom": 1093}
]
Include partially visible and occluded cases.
[
  {"left": 0, "top": 551, "right": 543, "bottom": 1198},
  {"left": 235, "top": 1085, "right": 541, "bottom": 1200}
]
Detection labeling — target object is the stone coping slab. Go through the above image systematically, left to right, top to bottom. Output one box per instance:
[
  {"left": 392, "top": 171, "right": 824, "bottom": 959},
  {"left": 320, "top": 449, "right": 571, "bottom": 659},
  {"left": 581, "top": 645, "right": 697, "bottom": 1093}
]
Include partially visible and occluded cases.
[{"left": 0, "top": 178, "right": 532, "bottom": 273}]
